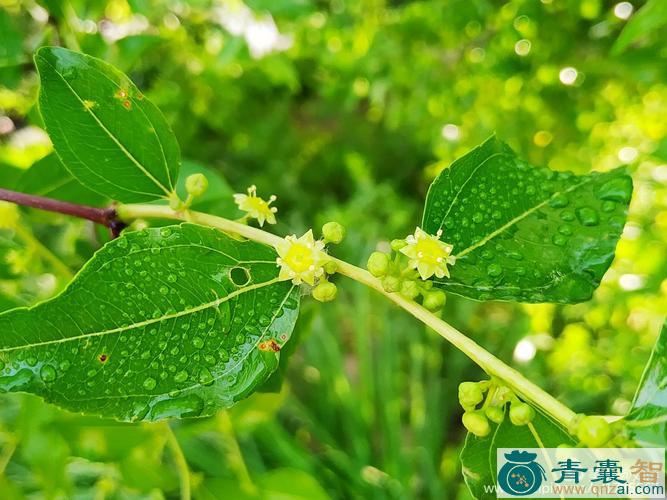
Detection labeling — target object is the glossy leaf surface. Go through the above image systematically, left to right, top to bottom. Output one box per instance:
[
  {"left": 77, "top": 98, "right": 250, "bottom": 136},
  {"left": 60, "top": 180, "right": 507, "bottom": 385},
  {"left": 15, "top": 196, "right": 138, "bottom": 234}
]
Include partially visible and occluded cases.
[
  {"left": 35, "top": 46, "right": 180, "bottom": 202},
  {"left": 423, "top": 137, "right": 632, "bottom": 303},
  {"left": 0, "top": 223, "right": 299, "bottom": 421},
  {"left": 626, "top": 319, "right": 667, "bottom": 447},
  {"left": 461, "top": 409, "right": 575, "bottom": 499}
]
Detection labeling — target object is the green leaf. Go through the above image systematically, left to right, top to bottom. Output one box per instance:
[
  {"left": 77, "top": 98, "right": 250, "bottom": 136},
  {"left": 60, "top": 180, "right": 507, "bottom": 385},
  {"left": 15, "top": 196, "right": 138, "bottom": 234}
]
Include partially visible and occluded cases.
[
  {"left": 612, "top": 0, "right": 667, "bottom": 54},
  {"left": 35, "top": 47, "right": 180, "bottom": 203},
  {"left": 422, "top": 136, "right": 632, "bottom": 303},
  {"left": 0, "top": 223, "right": 300, "bottom": 422},
  {"left": 625, "top": 319, "right": 667, "bottom": 447},
  {"left": 461, "top": 409, "right": 575, "bottom": 499}
]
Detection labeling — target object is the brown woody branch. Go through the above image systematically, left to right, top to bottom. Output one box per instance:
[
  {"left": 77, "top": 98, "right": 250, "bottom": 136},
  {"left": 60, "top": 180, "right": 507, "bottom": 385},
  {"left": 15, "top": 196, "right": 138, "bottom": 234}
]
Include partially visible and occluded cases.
[{"left": 0, "top": 188, "right": 126, "bottom": 237}]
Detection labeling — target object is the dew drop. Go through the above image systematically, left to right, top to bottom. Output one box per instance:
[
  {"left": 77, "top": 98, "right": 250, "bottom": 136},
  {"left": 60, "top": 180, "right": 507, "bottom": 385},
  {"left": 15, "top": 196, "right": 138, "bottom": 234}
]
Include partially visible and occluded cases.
[
  {"left": 596, "top": 176, "right": 632, "bottom": 203},
  {"left": 548, "top": 193, "right": 569, "bottom": 208},
  {"left": 601, "top": 200, "right": 616, "bottom": 213},
  {"left": 575, "top": 207, "right": 599, "bottom": 226},
  {"left": 560, "top": 210, "right": 575, "bottom": 222},
  {"left": 472, "top": 212, "right": 483, "bottom": 223},
  {"left": 558, "top": 224, "right": 573, "bottom": 236},
  {"left": 552, "top": 234, "right": 567, "bottom": 246},
  {"left": 487, "top": 263, "right": 502, "bottom": 277},
  {"left": 159, "top": 286, "right": 169, "bottom": 295},
  {"left": 193, "top": 337, "right": 204, "bottom": 349},
  {"left": 40, "top": 365, "right": 56, "bottom": 382},
  {"left": 199, "top": 368, "right": 214, "bottom": 386},
  {"left": 0, "top": 369, "right": 34, "bottom": 392},
  {"left": 174, "top": 370, "right": 188, "bottom": 383},
  {"left": 143, "top": 377, "right": 157, "bottom": 390},
  {"left": 149, "top": 394, "right": 204, "bottom": 419}
]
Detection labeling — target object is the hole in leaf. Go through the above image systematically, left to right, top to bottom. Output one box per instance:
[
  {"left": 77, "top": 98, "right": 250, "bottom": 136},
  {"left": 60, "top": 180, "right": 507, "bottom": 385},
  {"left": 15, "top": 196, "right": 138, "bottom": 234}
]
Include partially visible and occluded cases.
[
  {"left": 229, "top": 267, "right": 251, "bottom": 287},
  {"left": 99, "top": 354, "right": 108, "bottom": 363}
]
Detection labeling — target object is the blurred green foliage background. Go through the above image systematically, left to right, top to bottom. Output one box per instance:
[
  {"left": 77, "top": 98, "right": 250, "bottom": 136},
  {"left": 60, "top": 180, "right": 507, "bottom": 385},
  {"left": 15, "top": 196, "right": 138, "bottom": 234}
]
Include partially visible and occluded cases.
[{"left": 0, "top": 0, "right": 666, "bottom": 498}]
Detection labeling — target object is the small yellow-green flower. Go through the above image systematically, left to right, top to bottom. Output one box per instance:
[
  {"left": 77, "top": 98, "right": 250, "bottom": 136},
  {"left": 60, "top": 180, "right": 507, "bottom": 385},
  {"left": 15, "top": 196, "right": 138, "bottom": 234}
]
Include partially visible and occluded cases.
[
  {"left": 234, "top": 185, "right": 277, "bottom": 226},
  {"left": 400, "top": 227, "right": 455, "bottom": 280},
  {"left": 276, "top": 230, "right": 328, "bottom": 285}
]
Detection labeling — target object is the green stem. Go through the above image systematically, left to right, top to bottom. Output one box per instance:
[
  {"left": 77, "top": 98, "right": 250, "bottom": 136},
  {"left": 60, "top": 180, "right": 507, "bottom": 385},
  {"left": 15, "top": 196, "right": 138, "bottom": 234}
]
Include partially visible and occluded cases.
[
  {"left": 117, "top": 204, "right": 578, "bottom": 431},
  {"left": 160, "top": 422, "right": 191, "bottom": 500}
]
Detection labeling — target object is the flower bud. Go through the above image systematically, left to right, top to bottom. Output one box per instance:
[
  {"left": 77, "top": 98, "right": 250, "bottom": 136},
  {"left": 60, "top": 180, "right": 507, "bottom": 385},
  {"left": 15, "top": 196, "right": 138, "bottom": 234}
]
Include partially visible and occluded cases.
[
  {"left": 185, "top": 173, "right": 209, "bottom": 197},
  {"left": 322, "top": 221, "right": 346, "bottom": 244},
  {"left": 390, "top": 239, "right": 407, "bottom": 251},
  {"left": 367, "top": 252, "right": 390, "bottom": 277},
  {"left": 323, "top": 260, "right": 338, "bottom": 275},
  {"left": 381, "top": 275, "right": 401, "bottom": 293},
  {"left": 400, "top": 280, "right": 420, "bottom": 299},
  {"left": 312, "top": 282, "right": 337, "bottom": 302},
  {"left": 423, "top": 290, "right": 446, "bottom": 310},
  {"left": 458, "top": 381, "right": 484, "bottom": 408},
  {"left": 509, "top": 402, "right": 535, "bottom": 426},
  {"left": 485, "top": 406, "right": 505, "bottom": 424},
  {"left": 462, "top": 411, "right": 491, "bottom": 438},
  {"left": 577, "top": 416, "right": 612, "bottom": 447}
]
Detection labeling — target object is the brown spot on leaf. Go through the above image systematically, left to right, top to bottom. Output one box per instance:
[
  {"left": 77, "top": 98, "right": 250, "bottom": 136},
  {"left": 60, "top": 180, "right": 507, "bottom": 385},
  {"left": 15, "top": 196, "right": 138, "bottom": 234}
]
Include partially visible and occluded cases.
[{"left": 259, "top": 339, "right": 281, "bottom": 352}]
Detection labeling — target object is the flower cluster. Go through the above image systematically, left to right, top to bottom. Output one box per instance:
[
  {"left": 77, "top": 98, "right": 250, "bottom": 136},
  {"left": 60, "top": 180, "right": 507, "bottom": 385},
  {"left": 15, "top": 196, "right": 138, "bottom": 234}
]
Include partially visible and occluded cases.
[
  {"left": 234, "top": 185, "right": 278, "bottom": 227},
  {"left": 275, "top": 222, "right": 346, "bottom": 302},
  {"left": 366, "top": 226, "right": 455, "bottom": 310},
  {"left": 400, "top": 227, "right": 455, "bottom": 280},
  {"left": 457, "top": 379, "right": 533, "bottom": 438}
]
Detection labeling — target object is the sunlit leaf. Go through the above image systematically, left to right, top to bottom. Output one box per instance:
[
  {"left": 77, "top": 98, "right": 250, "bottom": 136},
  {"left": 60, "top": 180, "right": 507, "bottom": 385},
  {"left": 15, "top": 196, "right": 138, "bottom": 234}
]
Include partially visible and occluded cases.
[
  {"left": 35, "top": 47, "right": 180, "bottom": 203},
  {"left": 422, "top": 137, "right": 632, "bottom": 303},
  {"left": 0, "top": 223, "right": 300, "bottom": 422}
]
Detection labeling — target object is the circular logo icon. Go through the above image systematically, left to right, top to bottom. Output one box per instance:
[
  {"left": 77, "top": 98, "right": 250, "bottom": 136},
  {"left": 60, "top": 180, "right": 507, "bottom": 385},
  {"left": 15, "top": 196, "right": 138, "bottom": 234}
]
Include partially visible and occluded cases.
[{"left": 498, "top": 451, "right": 546, "bottom": 496}]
